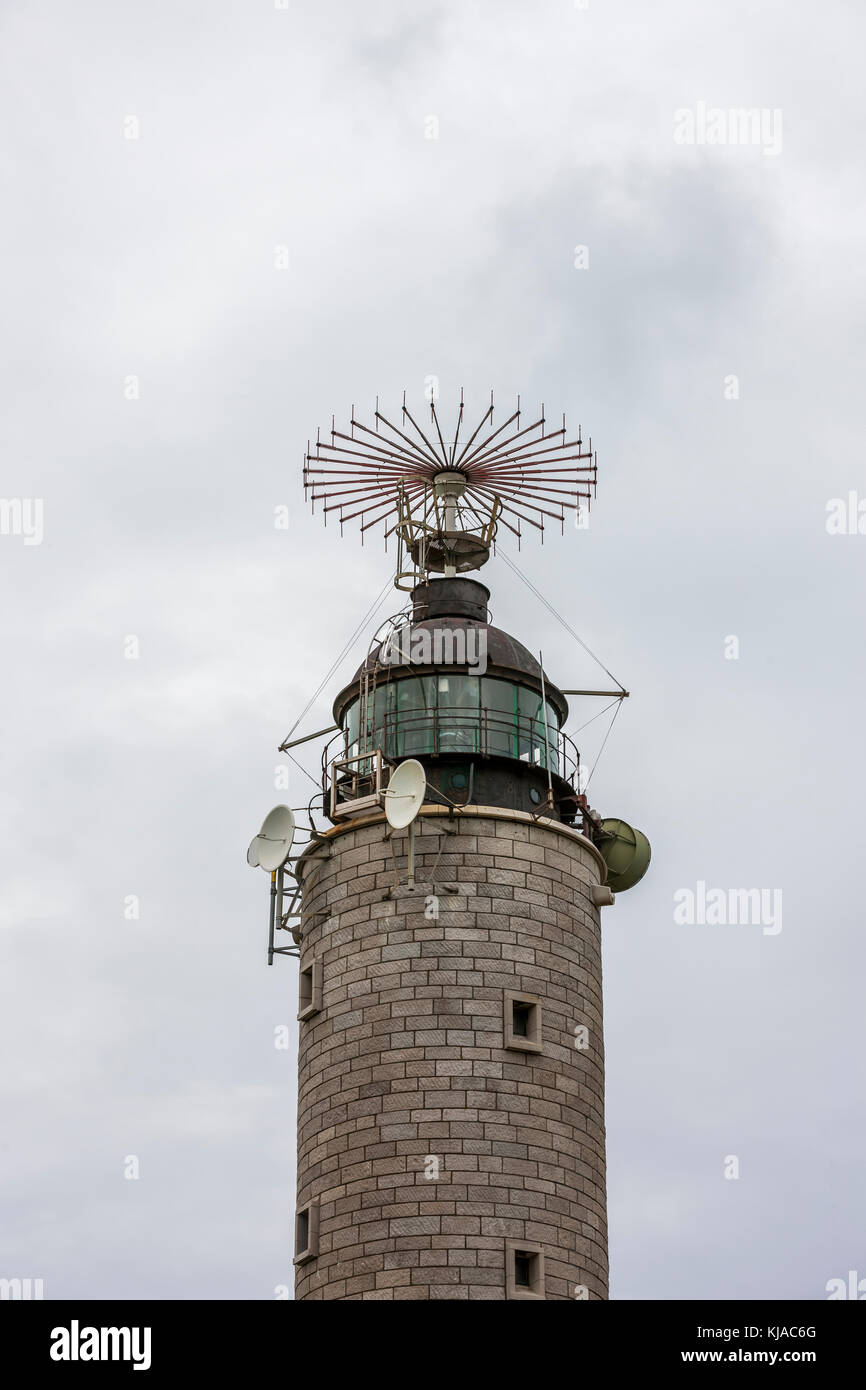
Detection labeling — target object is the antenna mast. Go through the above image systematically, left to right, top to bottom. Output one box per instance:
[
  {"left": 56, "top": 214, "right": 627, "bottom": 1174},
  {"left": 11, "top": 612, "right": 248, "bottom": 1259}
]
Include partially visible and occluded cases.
[{"left": 303, "top": 392, "right": 597, "bottom": 588}]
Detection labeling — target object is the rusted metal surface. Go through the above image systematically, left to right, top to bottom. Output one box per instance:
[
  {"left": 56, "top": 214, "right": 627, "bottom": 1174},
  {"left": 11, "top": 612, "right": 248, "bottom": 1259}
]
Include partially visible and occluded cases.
[{"left": 331, "top": 619, "right": 569, "bottom": 728}]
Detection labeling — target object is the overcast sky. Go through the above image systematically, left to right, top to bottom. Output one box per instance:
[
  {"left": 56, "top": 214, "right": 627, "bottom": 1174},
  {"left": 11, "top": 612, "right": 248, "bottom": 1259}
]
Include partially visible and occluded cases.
[{"left": 1, "top": 0, "right": 864, "bottom": 1300}]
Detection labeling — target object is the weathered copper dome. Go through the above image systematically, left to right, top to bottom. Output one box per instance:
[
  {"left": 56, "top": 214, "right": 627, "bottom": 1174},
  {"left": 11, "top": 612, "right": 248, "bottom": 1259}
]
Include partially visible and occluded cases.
[{"left": 333, "top": 578, "right": 569, "bottom": 727}]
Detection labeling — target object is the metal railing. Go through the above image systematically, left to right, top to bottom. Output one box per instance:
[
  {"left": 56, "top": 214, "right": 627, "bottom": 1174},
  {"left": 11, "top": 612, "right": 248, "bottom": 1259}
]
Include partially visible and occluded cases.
[
  {"left": 322, "top": 706, "right": 581, "bottom": 807},
  {"left": 328, "top": 748, "right": 384, "bottom": 819}
]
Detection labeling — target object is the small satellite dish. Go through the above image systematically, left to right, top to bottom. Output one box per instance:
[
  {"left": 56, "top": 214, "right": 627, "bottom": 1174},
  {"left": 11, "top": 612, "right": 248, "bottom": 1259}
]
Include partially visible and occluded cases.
[
  {"left": 384, "top": 760, "right": 427, "bottom": 830},
  {"left": 248, "top": 805, "right": 296, "bottom": 872}
]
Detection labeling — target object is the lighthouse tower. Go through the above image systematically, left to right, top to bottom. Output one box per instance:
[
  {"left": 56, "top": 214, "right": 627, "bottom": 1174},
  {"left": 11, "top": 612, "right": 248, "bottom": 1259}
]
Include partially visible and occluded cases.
[{"left": 270, "top": 396, "right": 649, "bottom": 1300}]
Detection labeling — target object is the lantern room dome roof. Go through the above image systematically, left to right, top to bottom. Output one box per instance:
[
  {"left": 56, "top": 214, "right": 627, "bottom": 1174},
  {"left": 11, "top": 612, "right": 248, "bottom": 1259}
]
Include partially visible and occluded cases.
[{"left": 332, "top": 578, "right": 568, "bottom": 726}]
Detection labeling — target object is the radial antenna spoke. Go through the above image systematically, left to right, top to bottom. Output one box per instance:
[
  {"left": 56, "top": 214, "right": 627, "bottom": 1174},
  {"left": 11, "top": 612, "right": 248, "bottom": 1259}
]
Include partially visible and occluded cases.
[{"left": 303, "top": 394, "right": 598, "bottom": 566}]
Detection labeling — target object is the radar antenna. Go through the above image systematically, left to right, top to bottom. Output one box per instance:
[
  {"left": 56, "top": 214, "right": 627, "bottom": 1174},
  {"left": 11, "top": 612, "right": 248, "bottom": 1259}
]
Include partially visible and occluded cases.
[{"left": 303, "top": 391, "right": 597, "bottom": 586}]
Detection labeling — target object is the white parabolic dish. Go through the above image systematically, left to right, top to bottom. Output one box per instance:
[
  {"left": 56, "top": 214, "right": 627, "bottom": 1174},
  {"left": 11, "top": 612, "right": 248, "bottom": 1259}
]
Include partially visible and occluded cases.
[
  {"left": 384, "top": 759, "right": 427, "bottom": 830},
  {"left": 250, "top": 805, "right": 296, "bottom": 871}
]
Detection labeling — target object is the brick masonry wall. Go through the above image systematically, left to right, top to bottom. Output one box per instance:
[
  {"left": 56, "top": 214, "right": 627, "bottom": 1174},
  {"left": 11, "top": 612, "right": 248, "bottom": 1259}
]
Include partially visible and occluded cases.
[{"left": 293, "top": 809, "right": 609, "bottom": 1301}]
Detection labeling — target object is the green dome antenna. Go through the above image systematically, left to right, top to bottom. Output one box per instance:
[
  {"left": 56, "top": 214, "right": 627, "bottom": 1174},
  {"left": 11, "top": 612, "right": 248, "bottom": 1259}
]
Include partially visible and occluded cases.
[{"left": 596, "top": 817, "right": 651, "bottom": 893}]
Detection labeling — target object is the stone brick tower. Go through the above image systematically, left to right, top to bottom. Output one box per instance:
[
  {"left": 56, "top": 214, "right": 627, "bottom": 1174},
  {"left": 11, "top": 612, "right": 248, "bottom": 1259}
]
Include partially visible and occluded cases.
[
  {"left": 277, "top": 395, "right": 650, "bottom": 1300},
  {"left": 291, "top": 577, "right": 614, "bottom": 1300}
]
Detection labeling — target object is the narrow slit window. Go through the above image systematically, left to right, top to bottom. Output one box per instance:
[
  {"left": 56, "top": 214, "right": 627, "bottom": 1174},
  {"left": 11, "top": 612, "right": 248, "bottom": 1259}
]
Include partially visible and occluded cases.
[
  {"left": 297, "top": 958, "right": 323, "bottom": 1022},
  {"left": 503, "top": 991, "right": 542, "bottom": 1054},
  {"left": 512, "top": 1000, "right": 530, "bottom": 1037},
  {"left": 294, "top": 1198, "right": 319, "bottom": 1265},
  {"left": 506, "top": 1241, "right": 545, "bottom": 1300},
  {"left": 514, "top": 1252, "right": 532, "bottom": 1286}
]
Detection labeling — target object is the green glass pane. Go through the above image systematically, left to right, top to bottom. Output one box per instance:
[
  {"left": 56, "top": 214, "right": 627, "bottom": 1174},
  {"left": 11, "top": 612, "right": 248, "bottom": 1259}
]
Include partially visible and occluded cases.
[
  {"left": 436, "top": 674, "right": 480, "bottom": 708},
  {"left": 437, "top": 674, "right": 480, "bottom": 753},
  {"left": 393, "top": 676, "right": 432, "bottom": 756},
  {"left": 397, "top": 677, "right": 423, "bottom": 710},
  {"left": 481, "top": 677, "right": 517, "bottom": 757},
  {"left": 481, "top": 677, "right": 514, "bottom": 711},
  {"left": 364, "top": 680, "right": 390, "bottom": 756},
  {"left": 517, "top": 684, "right": 557, "bottom": 767},
  {"left": 515, "top": 685, "right": 538, "bottom": 765},
  {"left": 517, "top": 685, "right": 543, "bottom": 720},
  {"left": 345, "top": 699, "right": 359, "bottom": 754},
  {"left": 545, "top": 700, "right": 560, "bottom": 773}
]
